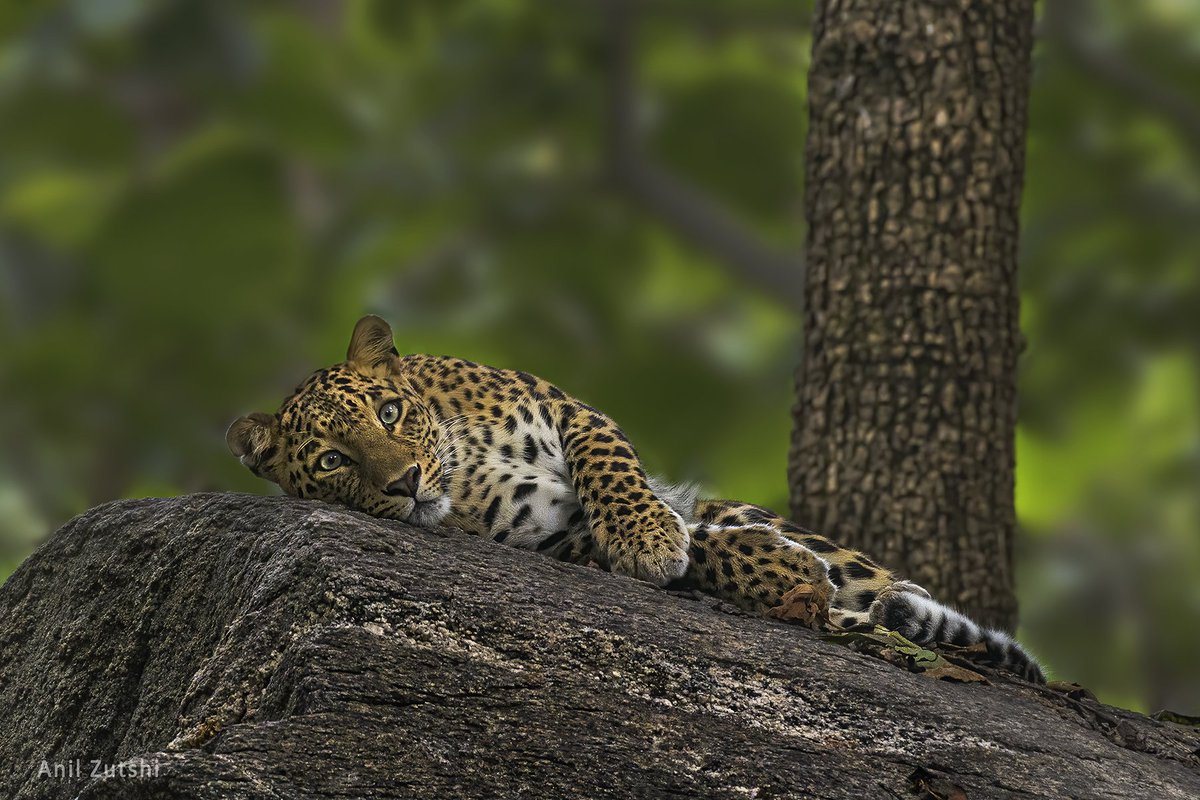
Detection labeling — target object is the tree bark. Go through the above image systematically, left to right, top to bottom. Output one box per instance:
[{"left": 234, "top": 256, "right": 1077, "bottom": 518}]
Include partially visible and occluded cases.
[
  {"left": 790, "top": 0, "right": 1035, "bottom": 630},
  {"left": 2, "top": 494, "right": 1198, "bottom": 800}
]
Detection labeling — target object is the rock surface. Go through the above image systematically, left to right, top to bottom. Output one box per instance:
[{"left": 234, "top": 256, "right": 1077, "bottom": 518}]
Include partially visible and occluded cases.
[{"left": 0, "top": 493, "right": 1197, "bottom": 799}]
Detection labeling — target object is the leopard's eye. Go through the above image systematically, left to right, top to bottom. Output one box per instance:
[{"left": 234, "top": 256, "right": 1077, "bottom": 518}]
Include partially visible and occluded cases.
[
  {"left": 379, "top": 401, "right": 400, "bottom": 426},
  {"left": 318, "top": 451, "right": 345, "bottom": 471}
]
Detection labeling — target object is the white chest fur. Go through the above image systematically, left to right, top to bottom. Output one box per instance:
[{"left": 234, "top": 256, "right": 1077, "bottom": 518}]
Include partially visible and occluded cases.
[{"left": 442, "top": 413, "right": 584, "bottom": 547}]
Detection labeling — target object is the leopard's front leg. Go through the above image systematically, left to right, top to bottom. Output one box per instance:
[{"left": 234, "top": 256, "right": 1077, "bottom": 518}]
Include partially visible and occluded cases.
[{"left": 559, "top": 403, "right": 690, "bottom": 585}]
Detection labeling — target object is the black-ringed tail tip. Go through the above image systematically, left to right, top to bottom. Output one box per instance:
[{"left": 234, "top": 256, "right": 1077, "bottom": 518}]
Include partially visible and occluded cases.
[{"left": 871, "top": 590, "right": 1045, "bottom": 683}]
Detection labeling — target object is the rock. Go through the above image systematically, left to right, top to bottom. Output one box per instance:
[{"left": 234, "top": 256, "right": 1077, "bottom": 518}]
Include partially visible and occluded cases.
[{"left": 1, "top": 494, "right": 1197, "bottom": 799}]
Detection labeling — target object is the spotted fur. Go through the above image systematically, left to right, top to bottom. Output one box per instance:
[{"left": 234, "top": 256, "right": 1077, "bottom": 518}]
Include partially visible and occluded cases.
[{"left": 229, "top": 315, "right": 1044, "bottom": 682}]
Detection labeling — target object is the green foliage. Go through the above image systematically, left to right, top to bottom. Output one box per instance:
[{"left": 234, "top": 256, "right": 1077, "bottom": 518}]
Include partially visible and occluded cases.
[
  {"left": 0, "top": 0, "right": 1196, "bottom": 715},
  {"left": 1015, "top": 0, "right": 1200, "bottom": 714}
]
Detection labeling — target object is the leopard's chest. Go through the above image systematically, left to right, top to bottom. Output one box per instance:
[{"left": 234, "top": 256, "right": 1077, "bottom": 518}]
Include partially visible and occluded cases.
[{"left": 442, "top": 413, "right": 584, "bottom": 549}]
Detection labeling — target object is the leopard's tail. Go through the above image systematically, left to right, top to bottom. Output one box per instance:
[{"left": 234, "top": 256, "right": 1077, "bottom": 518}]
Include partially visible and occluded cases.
[{"left": 874, "top": 591, "right": 1045, "bottom": 683}]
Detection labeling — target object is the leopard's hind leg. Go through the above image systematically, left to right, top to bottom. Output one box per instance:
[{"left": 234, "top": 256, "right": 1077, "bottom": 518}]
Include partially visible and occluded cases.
[
  {"left": 680, "top": 496, "right": 1045, "bottom": 682},
  {"left": 692, "top": 498, "right": 901, "bottom": 613},
  {"left": 679, "top": 523, "right": 835, "bottom": 614}
]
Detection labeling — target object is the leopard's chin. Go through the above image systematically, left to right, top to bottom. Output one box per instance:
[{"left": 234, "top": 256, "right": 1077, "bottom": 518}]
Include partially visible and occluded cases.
[{"left": 405, "top": 495, "right": 451, "bottom": 527}]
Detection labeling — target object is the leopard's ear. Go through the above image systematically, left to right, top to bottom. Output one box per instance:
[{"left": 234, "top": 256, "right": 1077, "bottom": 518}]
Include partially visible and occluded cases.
[
  {"left": 347, "top": 315, "right": 400, "bottom": 373},
  {"left": 226, "top": 412, "right": 282, "bottom": 482}
]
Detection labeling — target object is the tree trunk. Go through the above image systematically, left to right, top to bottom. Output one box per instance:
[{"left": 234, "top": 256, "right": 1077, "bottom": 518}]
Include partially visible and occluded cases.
[
  {"left": 789, "top": 0, "right": 1035, "bottom": 631},
  {"left": 2, "top": 494, "right": 1198, "bottom": 800}
]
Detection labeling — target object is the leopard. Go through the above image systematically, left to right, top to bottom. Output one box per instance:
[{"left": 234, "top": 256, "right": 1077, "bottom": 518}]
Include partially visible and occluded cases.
[{"left": 228, "top": 315, "right": 1044, "bottom": 682}]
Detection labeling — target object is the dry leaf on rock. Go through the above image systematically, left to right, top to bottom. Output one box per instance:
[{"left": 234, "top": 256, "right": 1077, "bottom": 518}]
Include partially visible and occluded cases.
[
  {"left": 766, "top": 583, "right": 831, "bottom": 628},
  {"left": 922, "top": 661, "right": 990, "bottom": 684},
  {"left": 1047, "top": 681, "right": 1098, "bottom": 702},
  {"left": 1151, "top": 709, "right": 1200, "bottom": 727}
]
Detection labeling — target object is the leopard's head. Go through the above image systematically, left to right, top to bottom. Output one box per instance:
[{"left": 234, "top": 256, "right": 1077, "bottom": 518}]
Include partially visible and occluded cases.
[{"left": 227, "top": 315, "right": 451, "bottom": 526}]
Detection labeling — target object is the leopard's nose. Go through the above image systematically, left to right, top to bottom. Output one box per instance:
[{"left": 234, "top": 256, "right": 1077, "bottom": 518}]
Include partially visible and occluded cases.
[{"left": 383, "top": 465, "right": 421, "bottom": 498}]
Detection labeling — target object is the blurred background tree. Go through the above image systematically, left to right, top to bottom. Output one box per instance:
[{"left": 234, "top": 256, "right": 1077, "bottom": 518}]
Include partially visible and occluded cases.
[
  {"left": 0, "top": 0, "right": 1196, "bottom": 715},
  {"left": 793, "top": 0, "right": 1033, "bottom": 632}
]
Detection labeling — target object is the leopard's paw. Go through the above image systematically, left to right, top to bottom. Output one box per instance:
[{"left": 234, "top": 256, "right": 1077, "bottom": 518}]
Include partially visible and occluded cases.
[
  {"left": 607, "top": 503, "right": 691, "bottom": 586},
  {"left": 867, "top": 584, "right": 929, "bottom": 641}
]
